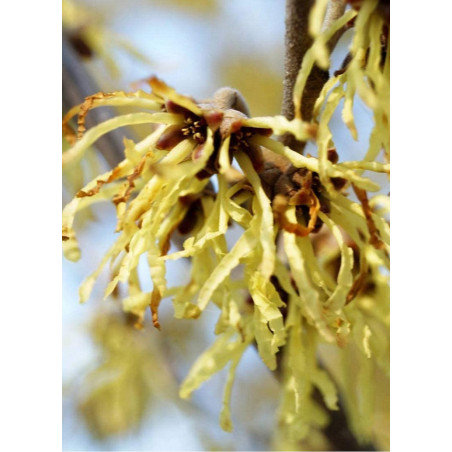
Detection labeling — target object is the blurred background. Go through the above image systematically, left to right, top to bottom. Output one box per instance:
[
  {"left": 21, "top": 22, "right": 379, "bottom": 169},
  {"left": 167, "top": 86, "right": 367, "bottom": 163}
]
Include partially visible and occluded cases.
[{"left": 62, "top": 1, "right": 382, "bottom": 450}]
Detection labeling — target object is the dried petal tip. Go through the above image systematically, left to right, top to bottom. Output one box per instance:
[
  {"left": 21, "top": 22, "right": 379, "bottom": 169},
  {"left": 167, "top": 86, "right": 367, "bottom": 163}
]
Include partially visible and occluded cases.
[
  {"left": 148, "top": 75, "right": 168, "bottom": 93},
  {"left": 150, "top": 290, "right": 162, "bottom": 330},
  {"left": 152, "top": 316, "right": 161, "bottom": 330}
]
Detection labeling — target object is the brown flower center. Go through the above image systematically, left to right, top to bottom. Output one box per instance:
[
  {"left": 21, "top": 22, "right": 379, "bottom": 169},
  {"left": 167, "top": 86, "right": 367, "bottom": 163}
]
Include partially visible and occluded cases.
[
  {"left": 180, "top": 116, "right": 207, "bottom": 144},
  {"left": 229, "top": 129, "right": 254, "bottom": 152}
]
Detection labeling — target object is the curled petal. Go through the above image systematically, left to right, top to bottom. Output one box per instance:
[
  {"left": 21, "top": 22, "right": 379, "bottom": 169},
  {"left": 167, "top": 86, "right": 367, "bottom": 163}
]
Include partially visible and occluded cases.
[
  {"left": 149, "top": 76, "right": 202, "bottom": 116},
  {"left": 273, "top": 194, "right": 320, "bottom": 237}
]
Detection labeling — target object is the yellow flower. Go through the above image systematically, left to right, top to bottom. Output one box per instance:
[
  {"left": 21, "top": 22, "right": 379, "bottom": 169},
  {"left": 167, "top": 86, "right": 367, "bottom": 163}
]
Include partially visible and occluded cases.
[{"left": 63, "top": 37, "right": 389, "bottom": 435}]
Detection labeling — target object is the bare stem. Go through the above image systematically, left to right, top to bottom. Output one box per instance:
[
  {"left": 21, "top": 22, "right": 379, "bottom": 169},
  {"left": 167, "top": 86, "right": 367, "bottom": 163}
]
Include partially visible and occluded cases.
[
  {"left": 281, "top": 0, "right": 347, "bottom": 153},
  {"left": 281, "top": 0, "right": 328, "bottom": 153},
  {"left": 322, "top": 0, "right": 347, "bottom": 31}
]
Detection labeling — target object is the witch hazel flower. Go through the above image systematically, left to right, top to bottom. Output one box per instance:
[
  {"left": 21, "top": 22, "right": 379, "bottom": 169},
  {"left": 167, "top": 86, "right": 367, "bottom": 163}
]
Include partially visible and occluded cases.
[{"left": 63, "top": 67, "right": 389, "bottom": 435}]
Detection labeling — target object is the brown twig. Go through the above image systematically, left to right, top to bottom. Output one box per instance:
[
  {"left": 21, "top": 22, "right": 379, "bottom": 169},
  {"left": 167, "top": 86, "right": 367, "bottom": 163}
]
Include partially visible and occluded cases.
[
  {"left": 281, "top": 0, "right": 329, "bottom": 153},
  {"left": 281, "top": 0, "right": 348, "bottom": 154},
  {"left": 62, "top": 34, "right": 126, "bottom": 168}
]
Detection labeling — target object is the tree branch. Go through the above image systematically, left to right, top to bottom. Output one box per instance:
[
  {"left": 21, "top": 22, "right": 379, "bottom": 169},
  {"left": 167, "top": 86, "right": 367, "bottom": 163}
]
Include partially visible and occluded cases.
[
  {"left": 281, "top": 0, "right": 347, "bottom": 153},
  {"left": 281, "top": 0, "right": 328, "bottom": 153},
  {"left": 322, "top": 0, "right": 348, "bottom": 50},
  {"left": 322, "top": 0, "right": 347, "bottom": 30},
  {"left": 62, "top": 35, "right": 125, "bottom": 168}
]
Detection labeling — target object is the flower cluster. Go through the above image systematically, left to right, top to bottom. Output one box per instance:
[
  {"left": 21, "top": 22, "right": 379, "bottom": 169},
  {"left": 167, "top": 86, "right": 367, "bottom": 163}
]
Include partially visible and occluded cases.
[{"left": 63, "top": 0, "right": 389, "bottom": 445}]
